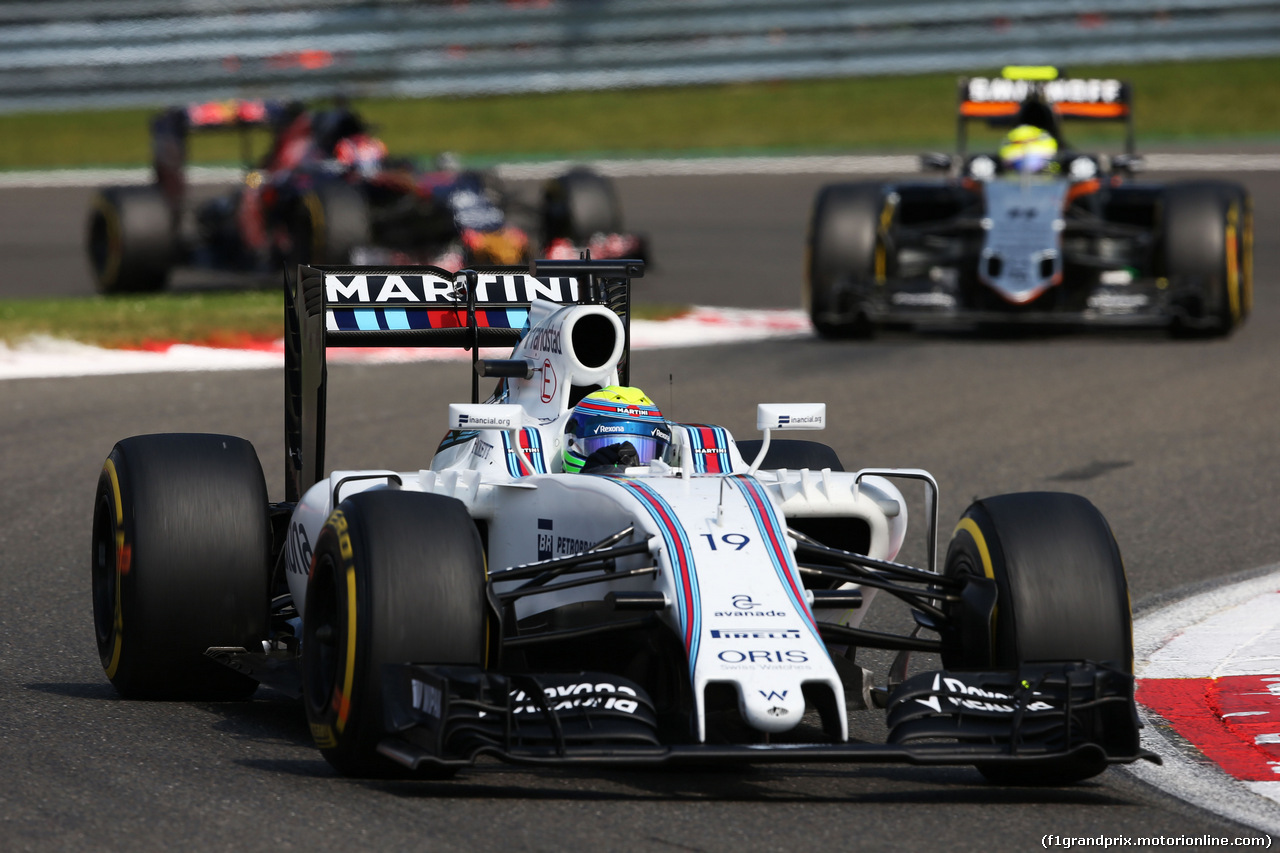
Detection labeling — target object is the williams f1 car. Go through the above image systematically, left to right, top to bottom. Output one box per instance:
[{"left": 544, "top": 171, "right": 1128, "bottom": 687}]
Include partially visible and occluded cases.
[
  {"left": 807, "top": 67, "right": 1252, "bottom": 338},
  {"left": 86, "top": 99, "right": 642, "bottom": 293},
  {"left": 92, "top": 258, "right": 1155, "bottom": 783}
]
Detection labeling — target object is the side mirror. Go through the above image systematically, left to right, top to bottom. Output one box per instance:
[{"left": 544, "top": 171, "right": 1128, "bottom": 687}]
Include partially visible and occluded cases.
[
  {"left": 920, "top": 152, "right": 953, "bottom": 173},
  {"left": 1111, "top": 153, "right": 1145, "bottom": 175},
  {"left": 749, "top": 404, "right": 826, "bottom": 474}
]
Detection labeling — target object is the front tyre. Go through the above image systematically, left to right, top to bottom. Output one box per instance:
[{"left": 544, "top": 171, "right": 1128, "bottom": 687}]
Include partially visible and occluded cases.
[
  {"left": 1163, "top": 182, "right": 1252, "bottom": 337},
  {"left": 806, "top": 183, "right": 885, "bottom": 339},
  {"left": 91, "top": 434, "right": 270, "bottom": 699},
  {"left": 302, "top": 490, "right": 488, "bottom": 778},
  {"left": 943, "top": 492, "right": 1133, "bottom": 785}
]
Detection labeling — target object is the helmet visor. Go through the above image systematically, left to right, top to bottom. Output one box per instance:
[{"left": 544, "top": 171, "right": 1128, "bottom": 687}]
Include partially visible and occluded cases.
[{"left": 576, "top": 434, "right": 667, "bottom": 465}]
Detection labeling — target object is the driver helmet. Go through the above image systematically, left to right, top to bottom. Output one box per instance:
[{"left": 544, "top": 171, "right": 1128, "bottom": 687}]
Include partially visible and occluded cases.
[
  {"left": 999, "top": 124, "right": 1058, "bottom": 174},
  {"left": 334, "top": 133, "right": 387, "bottom": 175},
  {"left": 563, "top": 386, "right": 670, "bottom": 473}
]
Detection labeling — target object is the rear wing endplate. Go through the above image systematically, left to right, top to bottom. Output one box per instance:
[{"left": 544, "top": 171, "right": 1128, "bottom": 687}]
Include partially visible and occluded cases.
[{"left": 284, "top": 259, "right": 644, "bottom": 501}]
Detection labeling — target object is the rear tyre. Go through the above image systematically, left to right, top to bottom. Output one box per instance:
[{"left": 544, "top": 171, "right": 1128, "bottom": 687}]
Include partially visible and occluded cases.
[
  {"left": 542, "top": 168, "right": 623, "bottom": 243},
  {"left": 289, "top": 182, "right": 371, "bottom": 271},
  {"left": 1163, "top": 182, "right": 1252, "bottom": 337},
  {"left": 806, "top": 183, "right": 884, "bottom": 339},
  {"left": 86, "top": 186, "right": 175, "bottom": 293},
  {"left": 91, "top": 434, "right": 270, "bottom": 700},
  {"left": 735, "top": 439, "right": 844, "bottom": 472},
  {"left": 302, "top": 490, "right": 488, "bottom": 778},
  {"left": 943, "top": 492, "right": 1132, "bottom": 785}
]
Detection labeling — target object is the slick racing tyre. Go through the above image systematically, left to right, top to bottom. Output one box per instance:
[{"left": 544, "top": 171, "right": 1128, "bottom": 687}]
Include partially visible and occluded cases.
[
  {"left": 542, "top": 168, "right": 623, "bottom": 243},
  {"left": 1163, "top": 181, "right": 1252, "bottom": 337},
  {"left": 289, "top": 182, "right": 371, "bottom": 270},
  {"left": 806, "top": 183, "right": 884, "bottom": 339},
  {"left": 86, "top": 185, "right": 175, "bottom": 294},
  {"left": 92, "top": 434, "right": 270, "bottom": 700},
  {"left": 734, "top": 439, "right": 844, "bottom": 472},
  {"left": 303, "top": 490, "right": 488, "bottom": 778},
  {"left": 942, "top": 492, "right": 1133, "bottom": 785}
]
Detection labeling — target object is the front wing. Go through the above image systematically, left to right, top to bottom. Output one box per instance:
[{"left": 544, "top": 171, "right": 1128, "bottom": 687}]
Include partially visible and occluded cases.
[{"left": 375, "top": 662, "right": 1157, "bottom": 772}]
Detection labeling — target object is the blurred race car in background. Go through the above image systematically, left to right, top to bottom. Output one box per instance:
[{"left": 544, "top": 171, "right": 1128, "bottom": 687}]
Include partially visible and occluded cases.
[
  {"left": 807, "top": 67, "right": 1252, "bottom": 338},
  {"left": 86, "top": 99, "right": 644, "bottom": 292}
]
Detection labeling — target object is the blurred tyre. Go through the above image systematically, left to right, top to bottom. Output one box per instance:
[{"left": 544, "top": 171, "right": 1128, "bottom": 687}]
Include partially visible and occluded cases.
[{"left": 86, "top": 185, "right": 175, "bottom": 294}]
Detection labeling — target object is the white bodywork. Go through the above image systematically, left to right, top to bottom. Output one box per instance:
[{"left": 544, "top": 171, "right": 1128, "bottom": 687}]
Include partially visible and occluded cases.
[{"left": 285, "top": 298, "right": 913, "bottom": 742}]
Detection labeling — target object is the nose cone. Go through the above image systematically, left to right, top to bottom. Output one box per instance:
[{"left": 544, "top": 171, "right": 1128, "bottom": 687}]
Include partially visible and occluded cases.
[{"left": 739, "top": 681, "right": 807, "bottom": 733}]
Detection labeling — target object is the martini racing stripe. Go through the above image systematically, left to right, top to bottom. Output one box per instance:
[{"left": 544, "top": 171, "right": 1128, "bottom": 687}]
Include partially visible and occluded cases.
[
  {"left": 326, "top": 307, "right": 529, "bottom": 333},
  {"left": 575, "top": 398, "right": 665, "bottom": 424},
  {"left": 682, "top": 424, "right": 731, "bottom": 474},
  {"left": 502, "top": 427, "right": 547, "bottom": 477},
  {"left": 730, "top": 475, "right": 822, "bottom": 643},
  {"left": 613, "top": 479, "right": 701, "bottom": 670}
]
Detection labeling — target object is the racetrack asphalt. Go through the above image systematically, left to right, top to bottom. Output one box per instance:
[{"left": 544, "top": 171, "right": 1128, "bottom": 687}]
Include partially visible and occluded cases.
[{"left": 2, "top": 162, "right": 1279, "bottom": 851}]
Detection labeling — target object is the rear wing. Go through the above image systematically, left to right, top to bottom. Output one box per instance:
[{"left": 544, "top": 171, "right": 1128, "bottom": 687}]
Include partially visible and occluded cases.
[
  {"left": 956, "top": 68, "right": 1134, "bottom": 155},
  {"left": 151, "top": 99, "right": 301, "bottom": 212},
  {"left": 284, "top": 259, "right": 644, "bottom": 501}
]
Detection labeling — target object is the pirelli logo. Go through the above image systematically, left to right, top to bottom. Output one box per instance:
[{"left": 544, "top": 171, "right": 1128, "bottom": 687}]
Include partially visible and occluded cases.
[{"left": 324, "top": 273, "right": 580, "bottom": 305}]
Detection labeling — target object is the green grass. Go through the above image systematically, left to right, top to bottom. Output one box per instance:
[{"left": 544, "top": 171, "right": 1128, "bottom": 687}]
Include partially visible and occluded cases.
[
  {"left": 3, "top": 56, "right": 1280, "bottom": 171},
  {"left": 4, "top": 56, "right": 1278, "bottom": 346},
  {"left": 0, "top": 291, "right": 285, "bottom": 347},
  {"left": 0, "top": 292, "right": 690, "bottom": 348}
]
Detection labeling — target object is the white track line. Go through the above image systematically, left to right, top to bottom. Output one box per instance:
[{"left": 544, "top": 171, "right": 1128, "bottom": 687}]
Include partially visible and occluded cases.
[
  {"left": 3, "top": 153, "right": 1280, "bottom": 188},
  {"left": 0, "top": 307, "right": 812, "bottom": 380},
  {"left": 1128, "top": 566, "right": 1280, "bottom": 837}
]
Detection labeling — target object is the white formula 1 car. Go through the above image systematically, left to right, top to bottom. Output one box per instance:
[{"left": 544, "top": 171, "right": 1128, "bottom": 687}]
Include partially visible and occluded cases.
[{"left": 92, "top": 259, "right": 1155, "bottom": 783}]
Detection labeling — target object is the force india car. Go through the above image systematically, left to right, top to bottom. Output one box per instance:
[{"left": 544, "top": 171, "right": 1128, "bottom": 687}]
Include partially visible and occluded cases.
[
  {"left": 807, "top": 68, "right": 1252, "bottom": 338},
  {"left": 85, "top": 99, "right": 642, "bottom": 293},
  {"left": 92, "top": 258, "right": 1155, "bottom": 783}
]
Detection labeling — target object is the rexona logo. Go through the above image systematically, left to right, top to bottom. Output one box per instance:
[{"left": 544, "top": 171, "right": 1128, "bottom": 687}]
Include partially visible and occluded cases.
[
  {"left": 709, "top": 629, "right": 802, "bottom": 640},
  {"left": 509, "top": 682, "right": 640, "bottom": 715}
]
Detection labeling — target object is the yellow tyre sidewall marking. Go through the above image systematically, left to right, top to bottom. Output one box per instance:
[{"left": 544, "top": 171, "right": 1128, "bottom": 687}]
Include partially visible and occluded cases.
[
  {"left": 91, "top": 194, "right": 122, "bottom": 289},
  {"left": 1225, "top": 202, "right": 1241, "bottom": 323},
  {"left": 103, "top": 458, "right": 126, "bottom": 679},
  {"left": 326, "top": 510, "right": 358, "bottom": 736},
  {"left": 952, "top": 516, "right": 999, "bottom": 649},
  {"left": 952, "top": 517, "right": 995, "bottom": 580}
]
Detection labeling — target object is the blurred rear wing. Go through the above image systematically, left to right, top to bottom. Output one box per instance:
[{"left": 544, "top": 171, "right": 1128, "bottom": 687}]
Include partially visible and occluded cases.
[
  {"left": 956, "top": 71, "right": 1134, "bottom": 155},
  {"left": 284, "top": 259, "right": 644, "bottom": 501}
]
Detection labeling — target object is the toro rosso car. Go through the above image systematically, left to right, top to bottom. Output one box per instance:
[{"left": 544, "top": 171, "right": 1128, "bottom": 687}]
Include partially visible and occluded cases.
[
  {"left": 807, "top": 67, "right": 1252, "bottom": 337},
  {"left": 86, "top": 99, "right": 642, "bottom": 293},
  {"left": 92, "top": 258, "right": 1155, "bottom": 783}
]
